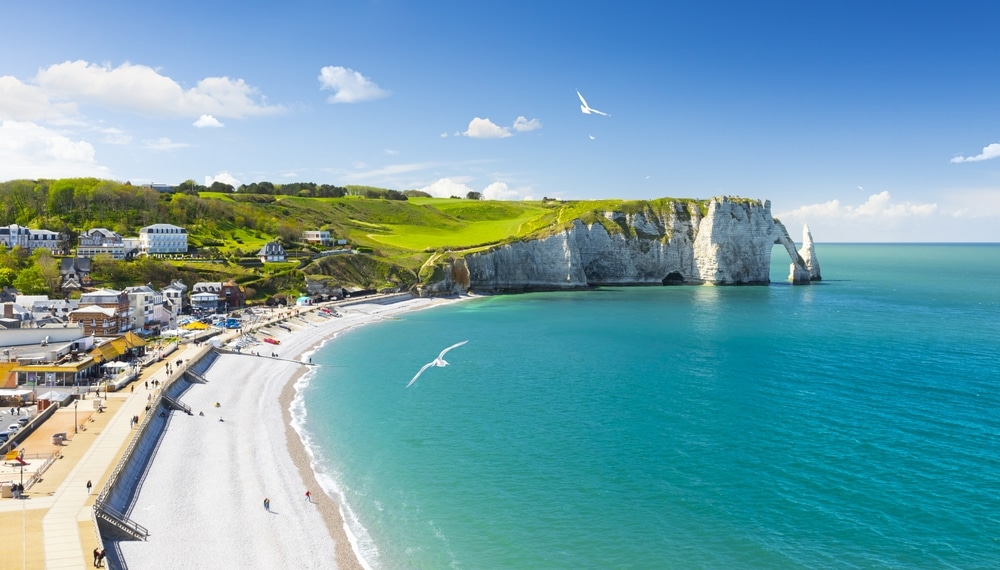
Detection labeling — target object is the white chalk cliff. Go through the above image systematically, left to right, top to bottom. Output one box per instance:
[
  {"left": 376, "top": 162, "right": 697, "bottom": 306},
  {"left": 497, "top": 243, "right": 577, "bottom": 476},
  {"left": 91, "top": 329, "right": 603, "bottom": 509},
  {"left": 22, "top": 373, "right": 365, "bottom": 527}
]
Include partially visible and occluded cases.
[{"left": 424, "top": 197, "right": 817, "bottom": 294}]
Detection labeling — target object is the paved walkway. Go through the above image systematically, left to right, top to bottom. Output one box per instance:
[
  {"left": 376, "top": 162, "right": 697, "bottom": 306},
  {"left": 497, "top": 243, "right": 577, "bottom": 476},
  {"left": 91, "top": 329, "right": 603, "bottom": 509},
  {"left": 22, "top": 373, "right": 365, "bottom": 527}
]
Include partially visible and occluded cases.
[
  {"left": 0, "top": 300, "right": 376, "bottom": 569},
  {"left": 0, "top": 341, "right": 208, "bottom": 569}
]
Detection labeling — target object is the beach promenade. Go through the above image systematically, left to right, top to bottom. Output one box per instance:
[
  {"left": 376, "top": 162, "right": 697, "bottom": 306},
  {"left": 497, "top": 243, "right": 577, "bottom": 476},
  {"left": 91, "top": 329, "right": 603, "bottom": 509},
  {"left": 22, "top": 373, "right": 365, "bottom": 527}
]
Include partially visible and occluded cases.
[
  {"left": 0, "top": 293, "right": 450, "bottom": 569},
  {"left": 0, "top": 340, "right": 207, "bottom": 569}
]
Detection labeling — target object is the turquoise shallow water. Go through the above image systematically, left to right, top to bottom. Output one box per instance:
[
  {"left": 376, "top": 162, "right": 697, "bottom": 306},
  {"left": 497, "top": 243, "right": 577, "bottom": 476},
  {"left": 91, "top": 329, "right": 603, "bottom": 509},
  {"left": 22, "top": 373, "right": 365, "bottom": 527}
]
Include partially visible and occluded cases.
[{"left": 299, "top": 244, "right": 1000, "bottom": 569}]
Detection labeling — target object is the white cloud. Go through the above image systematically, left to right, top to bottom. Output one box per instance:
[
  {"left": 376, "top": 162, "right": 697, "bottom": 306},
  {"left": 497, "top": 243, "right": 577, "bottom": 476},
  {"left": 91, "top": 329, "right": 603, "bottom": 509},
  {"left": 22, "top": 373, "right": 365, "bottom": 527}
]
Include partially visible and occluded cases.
[
  {"left": 33, "top": 60, "right": 283, "bottom": 119},
  {"left": 318, "top": 66, "right": 390, "bottom": 103},
  {"left": 0, "top": 76, "right": 77, "bottom": 120},
  {"left": 193, "top": 114, "right": 224, "bottom": 128},
  {"left": 462, "top": 116, "right": 542, "bottom": 138},
  {"left": 512, "top": 116, "right": 542, "bottom": 132},
  {"left": 463, "top": 117, "right": 512, "bottom": 139},
  {"left": 0, "top": 120, "right": 110, "bottom": 180},
  {"left": 440, "top": 132, "right": 449, "bottom": 138},
  {"left": 142, "top": 137, "right": 189, "bottom": 151},
  {"left": 951, "top": 142, "right": 1000, "bottom": 163},
  {"left": 384, "top": 149, "right": 399, "bottom": 156},
  {"left": 204, "top": 171, "right": 241, "bottom": 188},
  {"left": 417, "top": 178, "right": 534, "bottom": 200},
  {"left": 419, "top": 178, "right": 474, "bottom": 197},
  {"left": 482, "top": 181, "right": 534, "bottom": 200},
  {"left": 775, "top": 191, "right": 946, "bottom": 241},
  {"left": 779, "top": 191, "right": 937, "bottom": 221}
]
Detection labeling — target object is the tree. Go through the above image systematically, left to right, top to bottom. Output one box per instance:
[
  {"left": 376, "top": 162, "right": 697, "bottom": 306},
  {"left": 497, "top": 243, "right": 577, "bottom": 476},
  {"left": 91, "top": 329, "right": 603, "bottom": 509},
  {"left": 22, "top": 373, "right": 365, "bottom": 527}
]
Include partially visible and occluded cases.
[
  {"left": 209, "top": 181, "right": 235, "bottom": 193},
  {"left": 466, "top": 191, "right": 483, "bottom": 200},
  {"left": 32, "top": 249, "right": 62, "bottom": 293},
  {"left": 12, "top": 266, "right": 48, "bottom": 295},
  {"left": 0, "top": 267, "right": 16, "bottom": 288}
]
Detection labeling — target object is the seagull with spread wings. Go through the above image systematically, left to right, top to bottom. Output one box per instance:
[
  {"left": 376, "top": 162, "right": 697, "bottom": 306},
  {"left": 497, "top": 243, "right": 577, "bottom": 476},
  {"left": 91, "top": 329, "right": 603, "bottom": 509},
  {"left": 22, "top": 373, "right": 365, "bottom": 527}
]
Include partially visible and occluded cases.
[
  {"left": 577, "top": 89, "right": 609, "bottom": 117},
  {"left": 407, "top": 340, "right": 468, "bottom": 387}
]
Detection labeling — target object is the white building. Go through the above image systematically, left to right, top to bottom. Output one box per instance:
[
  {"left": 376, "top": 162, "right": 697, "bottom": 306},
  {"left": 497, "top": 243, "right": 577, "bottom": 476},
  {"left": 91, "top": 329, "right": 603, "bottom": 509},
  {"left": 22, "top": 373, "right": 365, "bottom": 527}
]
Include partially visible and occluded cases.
[
  {"left": 0, "top": 224, "right": 64, "bottom": 254},
  {"left": 138, "top": 224, "right": 188, "bottom": 255},
  {"left": 77, "top": 228, "right": 127, "bottom": 259},
  {"left": 302, "top": 230, "right": 333, "bottom": 245},
  {"left": 258, "top": 241, "right": 287, "bottom": 263},
  {"left": 161, "top": 280, "right": 188, "bottom": 315},
  {"left": 124, "top": 285, "right": 161, "bottom": 332}
]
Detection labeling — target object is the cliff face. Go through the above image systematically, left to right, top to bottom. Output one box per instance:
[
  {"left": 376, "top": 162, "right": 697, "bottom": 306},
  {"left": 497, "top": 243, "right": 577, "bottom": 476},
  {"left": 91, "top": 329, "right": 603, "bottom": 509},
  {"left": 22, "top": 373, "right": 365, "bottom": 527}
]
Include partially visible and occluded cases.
[{"left": 426, "top": 197, "right": 816, "bottom": 294}]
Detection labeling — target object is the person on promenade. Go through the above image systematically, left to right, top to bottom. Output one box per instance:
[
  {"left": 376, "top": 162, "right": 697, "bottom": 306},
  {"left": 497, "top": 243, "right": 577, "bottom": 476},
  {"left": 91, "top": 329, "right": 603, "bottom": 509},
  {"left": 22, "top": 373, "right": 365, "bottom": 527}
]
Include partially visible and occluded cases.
[
  {"left": 86, "top": 479, "right": 92, "bottom": 494},
  {"left": 305, "top": 490, "right": 312, "bottom": 503},
  {"left": 264, "top": 497, "right": 270, "bottom": 511},
  {"left": 93, "top": 547, "right": 100, "bottom": 567},
  {"left": 97, "top": 548, "right": 106, "bottom": 567}
]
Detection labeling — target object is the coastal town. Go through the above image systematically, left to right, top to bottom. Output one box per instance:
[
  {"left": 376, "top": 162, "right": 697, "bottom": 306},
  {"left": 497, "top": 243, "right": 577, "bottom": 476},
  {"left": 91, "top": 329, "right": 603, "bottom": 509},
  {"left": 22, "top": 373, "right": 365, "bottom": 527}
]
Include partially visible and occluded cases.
[{"left": 0, "top": 217, "right": 405, "bottom": 568}]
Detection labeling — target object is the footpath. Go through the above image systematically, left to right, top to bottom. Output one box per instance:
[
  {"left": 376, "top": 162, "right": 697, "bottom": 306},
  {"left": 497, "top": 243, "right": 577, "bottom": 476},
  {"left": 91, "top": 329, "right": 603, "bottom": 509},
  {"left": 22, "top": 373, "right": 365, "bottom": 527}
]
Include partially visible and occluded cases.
[{"left": 0, "top": 341, "right": 208, "bottom": 569}]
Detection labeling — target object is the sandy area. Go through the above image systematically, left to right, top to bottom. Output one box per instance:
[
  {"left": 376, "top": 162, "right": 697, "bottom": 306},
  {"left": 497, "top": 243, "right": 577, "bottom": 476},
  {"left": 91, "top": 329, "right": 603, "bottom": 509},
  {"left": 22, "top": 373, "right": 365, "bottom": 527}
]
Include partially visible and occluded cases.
[{"left": 116, "top": 296, "right": 466, "bottom": 569}]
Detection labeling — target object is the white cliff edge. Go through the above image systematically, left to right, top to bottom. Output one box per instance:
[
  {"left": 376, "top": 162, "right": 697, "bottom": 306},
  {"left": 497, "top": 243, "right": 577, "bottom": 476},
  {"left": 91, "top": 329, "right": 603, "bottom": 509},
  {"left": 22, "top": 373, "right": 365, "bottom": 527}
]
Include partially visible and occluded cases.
[{"left": 421, "top": 197, "right": 819, "bottom": 294}]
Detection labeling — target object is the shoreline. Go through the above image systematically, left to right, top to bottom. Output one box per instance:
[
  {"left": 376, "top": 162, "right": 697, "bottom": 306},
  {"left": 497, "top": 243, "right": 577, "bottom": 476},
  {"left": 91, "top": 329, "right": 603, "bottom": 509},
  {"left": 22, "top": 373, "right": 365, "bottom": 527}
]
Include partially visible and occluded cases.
[
  {"left": 115, "top": 294, "right": 474, "bottom": 569},
  {"left": 281, "top": 295, "right": 473, "bottom": 569}
]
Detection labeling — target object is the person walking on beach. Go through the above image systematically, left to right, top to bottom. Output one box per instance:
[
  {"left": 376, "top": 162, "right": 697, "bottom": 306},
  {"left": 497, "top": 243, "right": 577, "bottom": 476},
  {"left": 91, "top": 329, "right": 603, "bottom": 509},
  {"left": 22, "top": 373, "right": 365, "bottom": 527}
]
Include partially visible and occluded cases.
[
  {"left": 86, "top": 479, "right": 92, "bottom": 494},
  {"left": 305, "top": 490, "right": 312, "bottom": 503},
  {"left": 264, "top": 497, "right": 270, "bottom": 511},
  {"left": 93, "top": 546, "right": 100, "bottom": 567},
  {"left": 97, "top": 548, "right": 106, "bottom": 567}
]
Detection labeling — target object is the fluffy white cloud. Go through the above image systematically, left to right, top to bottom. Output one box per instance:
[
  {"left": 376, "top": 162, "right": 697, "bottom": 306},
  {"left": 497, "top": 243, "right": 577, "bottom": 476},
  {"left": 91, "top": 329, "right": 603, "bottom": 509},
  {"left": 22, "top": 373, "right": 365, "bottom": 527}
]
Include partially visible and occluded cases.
[
  {"left": 33, "top": 60, "right": 283, "bottom": 119},
  {"left": 318, "top": 66, "right": 390, "bottom": 103},
  {"left": 0, "top": 76, "right": 77, "bottom": 120},
  {"left": 193, "top": 114, "right": 224, "bottom": 128},
  {"left": 462, "top": 116, "right": 542, "bottom": 139},
  {"left": 512, "top": 116, "right": 542, "bottom": 132},
  {"left": 463, "top": 117, "right": 512, "bottom": 139},
  {"left": 0, "top": 120, "right": 110, "bottom": 180},
  {"left": 951, "top": 142, "right": 1000, "bottom": 163},
  {"left": 205, "top": 171, "right": 241, "bottom": 188},
  {"left": 417, "top": 178, "right": 533, "bottom": 200},
  {"left": 418, "top": 178, "right": 475, "bottom": 197},
  {"left": 482, "top": 181, "right": 533, "bottom": 200},
  {"left": 775, "top": 191, "right": 947, "bottom": 241},
  {"left": 779, "top": 191, "right": 937, "bottom": 221}
]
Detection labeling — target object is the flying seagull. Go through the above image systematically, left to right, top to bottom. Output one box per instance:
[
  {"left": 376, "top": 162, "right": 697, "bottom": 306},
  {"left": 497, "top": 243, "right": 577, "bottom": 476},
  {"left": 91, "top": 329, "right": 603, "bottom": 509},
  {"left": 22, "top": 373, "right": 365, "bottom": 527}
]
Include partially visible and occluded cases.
[
  {"left": 577, "top": 90, "right": 609, "bottom": 117},
  {"left": 407, "top": 340, "right": 468, "bottom": 387}
]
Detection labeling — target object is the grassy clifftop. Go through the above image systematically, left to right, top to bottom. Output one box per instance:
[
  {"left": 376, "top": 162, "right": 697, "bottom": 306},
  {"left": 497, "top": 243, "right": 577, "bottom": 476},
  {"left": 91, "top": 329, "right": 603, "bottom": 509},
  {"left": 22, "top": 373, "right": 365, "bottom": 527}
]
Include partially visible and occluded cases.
[{"left": 195, "top": 194, "right": 719, "bottom": 291}]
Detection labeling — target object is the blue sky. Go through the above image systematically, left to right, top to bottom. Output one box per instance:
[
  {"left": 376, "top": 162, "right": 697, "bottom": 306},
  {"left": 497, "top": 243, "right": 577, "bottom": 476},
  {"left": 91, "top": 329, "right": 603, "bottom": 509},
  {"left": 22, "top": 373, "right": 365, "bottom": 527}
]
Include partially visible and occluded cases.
[{"left": 1, "top": 1, "right": 998, "bottom": 242}]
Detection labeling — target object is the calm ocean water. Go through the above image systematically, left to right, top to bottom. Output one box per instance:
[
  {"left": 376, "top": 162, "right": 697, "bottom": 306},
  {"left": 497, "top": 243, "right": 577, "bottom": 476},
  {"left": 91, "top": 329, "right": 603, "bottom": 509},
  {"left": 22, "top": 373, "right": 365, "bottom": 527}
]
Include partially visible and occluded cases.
[{"left": 298, "top": 244, "right": 1000, "bottom": 569}]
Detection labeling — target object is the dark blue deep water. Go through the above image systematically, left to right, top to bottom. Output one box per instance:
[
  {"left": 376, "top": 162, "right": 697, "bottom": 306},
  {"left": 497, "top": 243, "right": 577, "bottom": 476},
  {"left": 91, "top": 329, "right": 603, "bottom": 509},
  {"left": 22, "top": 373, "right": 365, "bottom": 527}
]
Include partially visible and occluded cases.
[{"left": 299, "top": 244, "right": 1000, "bottom": 569}]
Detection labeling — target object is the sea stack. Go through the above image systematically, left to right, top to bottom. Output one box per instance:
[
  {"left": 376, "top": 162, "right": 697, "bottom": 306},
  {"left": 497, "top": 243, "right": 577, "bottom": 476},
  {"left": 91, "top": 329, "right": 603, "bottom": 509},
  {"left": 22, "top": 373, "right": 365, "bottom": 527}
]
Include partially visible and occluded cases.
[{"left": 798, "top": 224, "right": 821, "bottom": 281}]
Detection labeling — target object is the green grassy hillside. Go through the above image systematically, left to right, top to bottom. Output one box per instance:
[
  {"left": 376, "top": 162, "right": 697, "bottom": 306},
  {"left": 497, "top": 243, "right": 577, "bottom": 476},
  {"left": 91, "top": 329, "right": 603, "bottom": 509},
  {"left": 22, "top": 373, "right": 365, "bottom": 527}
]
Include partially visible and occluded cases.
[{"left": 0, "top": 178, "right": 717, "bottom": 296}]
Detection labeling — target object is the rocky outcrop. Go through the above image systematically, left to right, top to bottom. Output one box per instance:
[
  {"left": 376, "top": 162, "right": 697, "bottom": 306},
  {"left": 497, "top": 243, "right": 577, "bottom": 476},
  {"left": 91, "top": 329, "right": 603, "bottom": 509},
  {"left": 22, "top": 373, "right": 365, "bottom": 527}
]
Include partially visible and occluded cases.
[
  {"left": 421, "top": 197, "right": 818, "bottom": 294},
  {"left": 798, "top": 224, "right": 821, "bottom": 281}
]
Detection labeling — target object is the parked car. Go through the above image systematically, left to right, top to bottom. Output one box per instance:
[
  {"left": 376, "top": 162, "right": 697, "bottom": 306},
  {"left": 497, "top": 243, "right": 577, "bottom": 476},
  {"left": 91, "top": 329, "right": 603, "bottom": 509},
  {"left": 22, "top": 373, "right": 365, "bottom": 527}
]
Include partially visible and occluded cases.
[
  {"left": 17, "top": 417, "right": 29, "bottom": 426},
  {"left": 7, "top": 424, "right": 19, "bottom": 433},
  {"left": 0, "top": 432, "right": 9, "bottom": 443}
]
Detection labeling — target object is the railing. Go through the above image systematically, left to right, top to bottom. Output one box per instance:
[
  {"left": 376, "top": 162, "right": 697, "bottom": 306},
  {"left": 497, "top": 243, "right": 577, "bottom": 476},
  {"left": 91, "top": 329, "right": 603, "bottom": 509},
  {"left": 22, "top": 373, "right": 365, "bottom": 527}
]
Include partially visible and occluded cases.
[
  {"left": 183, "top": 370, "right": 209, "bottom": 384},
  {"left": 161, "top": 395, "right": 191, "bottom": 415},
  {"left": 26, "top": 451, "right": 60, "bottom": 489},
  {"left": 95, "top": 503, "right": 149, "bottom": 540}
]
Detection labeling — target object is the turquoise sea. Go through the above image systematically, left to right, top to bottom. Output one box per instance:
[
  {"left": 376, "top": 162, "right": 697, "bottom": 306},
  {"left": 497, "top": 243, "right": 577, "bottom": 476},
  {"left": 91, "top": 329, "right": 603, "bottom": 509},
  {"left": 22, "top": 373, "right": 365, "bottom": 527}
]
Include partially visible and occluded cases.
[{"left": 298, "top": 244, "right": 1000, "bottom": 569}]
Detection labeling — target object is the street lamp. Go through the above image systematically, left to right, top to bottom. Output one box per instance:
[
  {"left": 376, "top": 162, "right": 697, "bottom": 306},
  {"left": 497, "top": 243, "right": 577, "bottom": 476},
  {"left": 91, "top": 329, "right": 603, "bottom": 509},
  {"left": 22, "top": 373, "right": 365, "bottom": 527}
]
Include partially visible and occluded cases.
[{"left": 74, "top": 399, "right": 79, "bottom": 433}]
